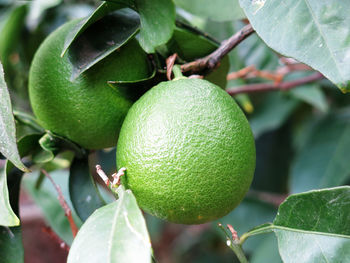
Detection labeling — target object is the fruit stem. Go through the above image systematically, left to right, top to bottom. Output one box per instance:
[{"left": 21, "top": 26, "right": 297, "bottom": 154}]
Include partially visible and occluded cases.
[{"left": 172, "top": 65, "right": 186, "bottom": 80}]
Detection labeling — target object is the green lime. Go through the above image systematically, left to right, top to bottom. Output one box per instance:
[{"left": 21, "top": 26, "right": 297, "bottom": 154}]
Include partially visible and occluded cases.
[
  {"left": 29, "top": 19, "right": 151, "bottom": 149},
  {"left": 117, "top": 78, "right": 256, "bottom": 224}
]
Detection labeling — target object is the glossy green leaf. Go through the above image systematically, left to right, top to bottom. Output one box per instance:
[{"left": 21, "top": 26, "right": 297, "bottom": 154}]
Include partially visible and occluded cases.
[
  {"left": 135, "top": 0, "right": 175, "bottom": 53},
  {"left": 174, "top": 0, "right": 245, "bottom": 21},
  {"left": 239, "top": 0, "right": 350, "bottom": 91},
  {"left": 61, "top": 1, "right": 125, "bottom": 57},
  {"left": 68, "top": 8, "right": 140, "bottom": 80},
  {"left": 0, "top": 62, "right": 28, "bottom": 172},
  {"left": 289, "top": 84, "right": 328, "bottom": 112},
  {"left": 249, "top": 93, "right": 299, "bottom": 138},
  {"left": 291, "top": 114, "right": 350, "bottom": 193},
  {"left": 69, "top": 156, "right": 105, "bottom": 221},
  {"left": 0, "top": 161, "right": 19, "bottom": 226},
  {"left": 22, "top": 170, "right": 82, "bottom": 245},
  {"left": 68, "top": 186, "right": 152, "bottom": 263},
  {"left": 274, "top": 187, "right": 350, "bottom": 263},
  {"left": 0, "top": 226, "right": 23, "bottom": 263}
]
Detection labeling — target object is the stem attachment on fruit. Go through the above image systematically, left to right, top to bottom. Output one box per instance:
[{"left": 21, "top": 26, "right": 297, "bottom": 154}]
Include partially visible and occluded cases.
[
  {"left": 172, "top": 65, "right": 186, "bottom": 80},
  {"left": 96, "top": 165, "right": 126, "bottom": 195}
]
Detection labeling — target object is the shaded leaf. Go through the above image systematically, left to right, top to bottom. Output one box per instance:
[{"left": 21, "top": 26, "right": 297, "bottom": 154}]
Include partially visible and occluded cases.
[
  {"left": 135, "top": 0, "right": 175, "bottom": 53},
  {"left": 174, "top": 0, "right": 245, "bottom": 22},
  {"left": 239, "top": 0, "right": 350, "bottom": 91},
  {"left": 61, "top": 1, "right": 125, "bottom": 57},
  {"left": 0, "top": 4, "right": 27, "bottom": 69},
  {"left": 68, "top": 8, "right": 140, "bottom": 80},
  {"left": 0, "top": 62, "right": 28, "bottom": 172},
  {"left": 108, "top": 66, "right": 156, "bottom": 101},
  {"left": 289, "top": 84, "right": 328, "bottom": 112},
  {"left": 249, "top": 93, "right": 299, "bottom": 138},
  {"left": 291, "top": 114, "right": 350, "bottom": 193},
  {"left": 69, "top": 156, "right": 105, "bottom": 221},
  {"left": 22, "top": 170, "right": 82, "bottom": 245},
  {"left": 68, "top": 186, "right": 152, "bottom": 263},
  {"left": 0, "top": 226, "right": 23, "bottom": 263}
]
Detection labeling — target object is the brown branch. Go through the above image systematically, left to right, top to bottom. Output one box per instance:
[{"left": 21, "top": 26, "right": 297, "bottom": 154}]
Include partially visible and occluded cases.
[
  {"left": 181, "top": 24, "right": 255, "bottom": 74},
  {"left": 166, "top": 53, "right": 178, "bottom": 80},
  {"left": 226, "top": 72, "right": 324, "bottom": 96},
  {"left": 41, "top": 169, "right": 78, "bottom": 237},
  {"left": 42, "top": 226, "right": 70, "bottom": 252}
]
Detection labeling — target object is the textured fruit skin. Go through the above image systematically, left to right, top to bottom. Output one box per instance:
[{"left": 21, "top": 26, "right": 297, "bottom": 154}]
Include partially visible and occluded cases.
[
  {"left": 29, "top": 19, "right": 150, "bottom": 149},
  {"left": 117, "top": 78, "right": 256, "bottom": 224}
]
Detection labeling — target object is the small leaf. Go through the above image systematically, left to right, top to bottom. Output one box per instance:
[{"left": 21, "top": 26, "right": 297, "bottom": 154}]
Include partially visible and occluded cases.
[
  {"left": 135, "top": 0, "right": 175, "bottom": 53},
  {"left": 174, "top": 0, "right": 245, "bottom": 21},
  {"left": 239, "top": 0, "right": 350, "bottom": 91},
  {"left": 68, "top": 7, "right": 140, "bottom": 80},
  {"left": 0, "top": 62, "right": 28, "bottom": 172},
  {"left": 107, "top": 67, "right": 156, "bottom": 101},
  {"left": 290, "top": 114, "right": 350, "bottom": 193},
  {"left": 69, "top": 156, "right": 105, "bottom": 221},
  {"left": 0, "top": 161, "right": 19, "bottom": 227},
  {"left": 68, "top": 186, "right": 152, "bottom": 263},
  {"left": 273, "top": 187, "right": 350, "bottom": 263}
]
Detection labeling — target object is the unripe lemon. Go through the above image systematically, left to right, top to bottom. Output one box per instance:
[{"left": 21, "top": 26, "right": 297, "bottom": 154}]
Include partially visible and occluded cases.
[
  {"left": 29, "top": 19, "right": 151, "bottom": 149},
  {"left": 116, "top": 78, "right": 256, "bottom": 224}
]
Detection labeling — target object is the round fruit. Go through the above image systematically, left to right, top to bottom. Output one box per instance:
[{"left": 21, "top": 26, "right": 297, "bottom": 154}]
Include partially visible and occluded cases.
[
  {"left": 29, "top": 19, "right": 151, "bottom": 149},
  {"left": 116, "top": 78, "right": 256, "bottom": 224}
]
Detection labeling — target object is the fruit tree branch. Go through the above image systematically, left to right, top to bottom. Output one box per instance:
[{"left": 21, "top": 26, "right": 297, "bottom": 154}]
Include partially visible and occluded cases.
[
  {"left": 180, "top": 24, "right": 255, "bottom": 74},
  {"left": 226, "top": 72, "right": 324, "bottom": 96},
  {"left": 41, "top": 169, "right": 78, "bottom": 237}
]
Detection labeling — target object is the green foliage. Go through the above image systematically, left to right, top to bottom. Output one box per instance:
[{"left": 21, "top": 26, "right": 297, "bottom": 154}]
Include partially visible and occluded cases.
[{"left": 0, "top": 0, "right": 349, "bottom": 262}]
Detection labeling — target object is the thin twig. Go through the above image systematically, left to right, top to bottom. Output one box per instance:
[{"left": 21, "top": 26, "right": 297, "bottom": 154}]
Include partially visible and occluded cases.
[
  {"left": 181, "top": 24, "right": 255, "bottom": 74},
  {"left": 166, "top": 53, "right": 178, "bottom": 80},
  {"left": 226, "top": 72, "right": 324, "bottom": 96},
  {"left": 41, "top": 169, "right": 78, "bottom": 237},
  {"left": 42, "top": 226, "right": 70, "bottom": 252}
]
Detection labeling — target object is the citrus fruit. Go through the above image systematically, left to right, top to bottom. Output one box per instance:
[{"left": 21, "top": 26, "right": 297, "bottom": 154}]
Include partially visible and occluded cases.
[
  {"left": 29, "top": 19, "right": 151, "bottom": 149},
  {"left": 116, "top": 78, "right": 256, "bottom": 224}
]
